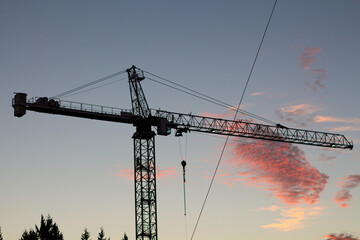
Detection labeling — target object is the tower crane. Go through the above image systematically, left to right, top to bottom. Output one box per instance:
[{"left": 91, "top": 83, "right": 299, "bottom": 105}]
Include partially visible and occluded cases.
[{"left": 12, "top": 65, "right": 353, "bottom": 240}]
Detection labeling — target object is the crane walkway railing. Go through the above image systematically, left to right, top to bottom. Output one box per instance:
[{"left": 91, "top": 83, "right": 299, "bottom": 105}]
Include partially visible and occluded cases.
[{"left": 27, "top": 97, "right": 132, "bottom": 116}]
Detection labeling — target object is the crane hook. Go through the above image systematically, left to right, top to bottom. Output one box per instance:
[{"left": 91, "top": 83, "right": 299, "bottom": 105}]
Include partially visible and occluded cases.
[{"left": 181, "top": 160, "right": 187, "bottom": 183}]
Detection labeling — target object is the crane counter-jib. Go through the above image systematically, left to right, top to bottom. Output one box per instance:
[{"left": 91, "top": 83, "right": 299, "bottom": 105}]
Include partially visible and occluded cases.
[{"left": 12, "top": 93, "right": 137, "bottom": 124}]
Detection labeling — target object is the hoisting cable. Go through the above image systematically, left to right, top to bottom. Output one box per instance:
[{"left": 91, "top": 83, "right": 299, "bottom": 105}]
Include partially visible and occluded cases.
[
  {"left": 190, "top": 1, "right": 278, "bottom": 239},
  {"left": 52, "top": 69, "right": 127, "bottom": 99},
  {"left": 145, "top": 76, "right": 276, "bottom": 125},
  {"left": 178, "top": 134, "right": 189, "bottom": 240},
  {"left": 181, "top": 159, "right": 187, "bottom": 215}
]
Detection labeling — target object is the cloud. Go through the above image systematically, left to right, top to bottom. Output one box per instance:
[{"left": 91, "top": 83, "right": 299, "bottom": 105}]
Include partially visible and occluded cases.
[
  {"left": 298, "top": 47, "right": 328, "bottom": 91},
  {"left": 299, "top": 48, "right": 322, "bottom": 70},
  {"left": 306, "top": 69, "right": 327, "bottom": 91},
  {"left": 250, "top": 92, "right": 265, "bottom": 96},
  {"left": 276, "top": 104, "right": 321, "bottom": 127},
  {"left": 280, "top": 104, "right": 321, "bottom": 116},
  {"left": 276, "top": 106, "right": 360, "bottom": 130},
  {"left": 201, "top": 109, "right": 234, "bottom": 119},
  {"left": 314, "top": 115, "right": 360, "bottom": 124},
  {"left": 330, "top": 126, "right": 360, "bottom": 132},
  {"left": 226, "top": 139, "right": 329, "bottom": 205},
  {"left": 319, "top": 153, "right": 336, "bottom": 162},
  {"left": 115, "top": 166, "right": 179, "bottom": 180},
  {"left": 157, "top": 166, "right": 179, "bottom": 179},
  {"left": 115, "top": 168, "right": 133, "bottom": 180},
  {"left": 333, "top": 175, "right": 360, "bottom": 208},
  {"left": 255, "top": 205, "right": 281, "bottom": 212},
  {"left": 261, "top": 206, "right": 322, "bottom": 232},
  {"left": 323, "top": 233, "right": 360, "bottom": 240}
]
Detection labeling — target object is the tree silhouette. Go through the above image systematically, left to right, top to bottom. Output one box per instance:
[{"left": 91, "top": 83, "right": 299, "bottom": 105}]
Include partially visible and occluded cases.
[
  {"left": 19, "top": 215, "right": 63, "bottom": 240},
  {"left": 36, "top": 215, "right": 63, "bottom": 240},
  {"left": 0, "top": 227, "right": 3, "bottom": 240},
  {"left": 97, "top": 227, "right": 110, "bottom": 240},
  {"left": 80, "top": 228, "right": 90, "bottom": 240},
  {"left": 19, "top": 229, "right": 37, "bottom": 240},
  {"left": 121, "top": 233, "right": 128, "bottom": 240}
]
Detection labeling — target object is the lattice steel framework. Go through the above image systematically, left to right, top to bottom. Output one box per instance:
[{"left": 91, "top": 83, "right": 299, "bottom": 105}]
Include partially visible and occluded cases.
[
  {"left": 127, "top": 65, "right": 151, "bottom": 118},
  {"left": 128, "top": 66, "right": 158, "bottom": 240},
  {"left": 133, "top": 130, "right": 158, "bottom": 240}
]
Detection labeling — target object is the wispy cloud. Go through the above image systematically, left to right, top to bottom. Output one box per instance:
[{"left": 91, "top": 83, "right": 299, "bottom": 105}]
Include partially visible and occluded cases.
[
  {"left": 299, "top": 47, "right": 327, "bottom": 92},
  {"left": 299, "top": 48, "right": 322, "bottom": 70},
  {"left": 250, "top": 92, "right": 265, "bottom": 96},
  {"left": 276, "top": 104, "right": 321, "bottom": 127},
  {"left": 280, "top": 104, "right": 321, "bottom": 116},
  {"left": 276, "top": 105, "right": 360, "bottom": 131},
  {"left": 201, "top": 109, "right": 234, "bottom": 119},
  {"left": 314, "top": 115, "right": 360, "bottom": 124},
  {"left": 329, "top": 126, "right": 360, "bottom": 132},
  {"left": 225, "top": 139, "right": 328, "bottom": 205},
  {"left": 319, "top": 153, "right": 336, "bottom": 162},
  {"left": 115, "top": 166, "right": 179, "bottom": 180},
  {"left": 333, "top": 175, "right": 360, "bottom": 208},
  {"left": 254, "top": 205, "right": 281, "bottom": 212},
  {"left": 260, "top": 206, "right": 322, "bottom": 232},
  {"left": 323, "top": 233, "right": 360, "bottom": 240}
]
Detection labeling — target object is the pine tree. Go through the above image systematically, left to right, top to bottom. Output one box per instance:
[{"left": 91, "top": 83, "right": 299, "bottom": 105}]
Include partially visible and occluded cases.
[
  {"left": 19, "top": 214, "right": 63, "bottom": 240},
  {"left": 36, "top": 215, "right": 63, "bottom": 240},
  {"left": 0, "top": 227, "right": 3, "bottom": 240},
  {"left": 97, "top": 227, "right": 107, "bottom": 240},
  {"left": 81, "top": 228, "right": 90, "bottom": 240},
  {"left": 19, "top": 229, "right": 38, "bottom": 240},
  {"left": 121, "top": 233, "right": 128, "bottom": 240}
]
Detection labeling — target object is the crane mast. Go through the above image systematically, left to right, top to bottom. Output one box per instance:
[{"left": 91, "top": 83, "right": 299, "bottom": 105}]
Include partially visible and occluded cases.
[
  {"left": 12, "top": 66, "right": 353, "bottom": 240},
  {"left": 127, "top": 66, "right": 158, "bottom": 240}
]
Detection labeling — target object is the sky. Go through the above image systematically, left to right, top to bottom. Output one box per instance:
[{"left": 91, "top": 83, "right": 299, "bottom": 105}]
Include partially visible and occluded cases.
[{"left": 1, "top": 1, "right": 360, "bottom": 239}]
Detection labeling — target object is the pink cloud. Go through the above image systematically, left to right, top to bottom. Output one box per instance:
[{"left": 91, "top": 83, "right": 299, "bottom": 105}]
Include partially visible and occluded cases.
[
  {"left": 299, "top": 47, "right": 328, "bottom": 91},
  {"left": 299, "top": 48, "right": 322, "bottom": 70},
  {"left": 306, "top": 69, "right": 327, "bottom": 91},
  {"left": 250, "top": 92, "right": 265, "bottom": 96},
  {"left": 275, "top": 104, "right": 321, "bottom": 127},
  {"left": 280, "top": 104, "right": 321, "bottom": 116},
  {"left": 200, "top": 110, "right": 234, "bottom": 119},
  {"left": 314, "top": 115, "right": 360, "bottom": 124},
  {"left": 330, "top": 126, "right": 360, "bottom": 132},
  {"left": 226, "top": 139, "right": 329, "bottom": 205},
  {"left": 319, "top": 153, "right": 336, "bottom": 162},
  {"left": 115, "top": 166, "right": 179, "bottom": 180},
  {"left": 157, "top": 166, "right": 179, "bottom": 179},
  {"left": 115, "top": 168, "right": 133, "bottom": 180},
  {"left": 333, "top": 175, "right": 360, "bottom": 208},
  {"left": 323, "top": 233, "right": 360, "bottom": 240}
]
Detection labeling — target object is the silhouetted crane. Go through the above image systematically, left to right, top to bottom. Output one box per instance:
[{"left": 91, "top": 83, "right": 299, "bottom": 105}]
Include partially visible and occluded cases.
[{"left": 12, "top": 65, "right": 353, "bottom": 240}]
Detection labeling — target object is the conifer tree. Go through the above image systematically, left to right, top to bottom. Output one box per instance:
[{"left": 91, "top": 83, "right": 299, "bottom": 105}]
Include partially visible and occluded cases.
[
  {"left": 19, "top": 214, "right": 63, "bottom": 240},
  {"left": 36, "top": 215, "right": 63, "bottom": 240},
  {"left": 98, "top": 227, "right": 110, "bottom": 240},
  {"left": 81, "top": 228, "right": 90, "bottom": 240},
  {"left": 19, "top": 229, "right": 37, "bottom": 240},
  {"left": 121, "top": 233, "right": 128, "bottom": 240}
]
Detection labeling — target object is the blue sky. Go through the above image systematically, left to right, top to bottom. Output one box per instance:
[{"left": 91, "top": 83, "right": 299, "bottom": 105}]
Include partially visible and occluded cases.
[{"left": 1, "top": 1, "right": 360, "bottom": 240}]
